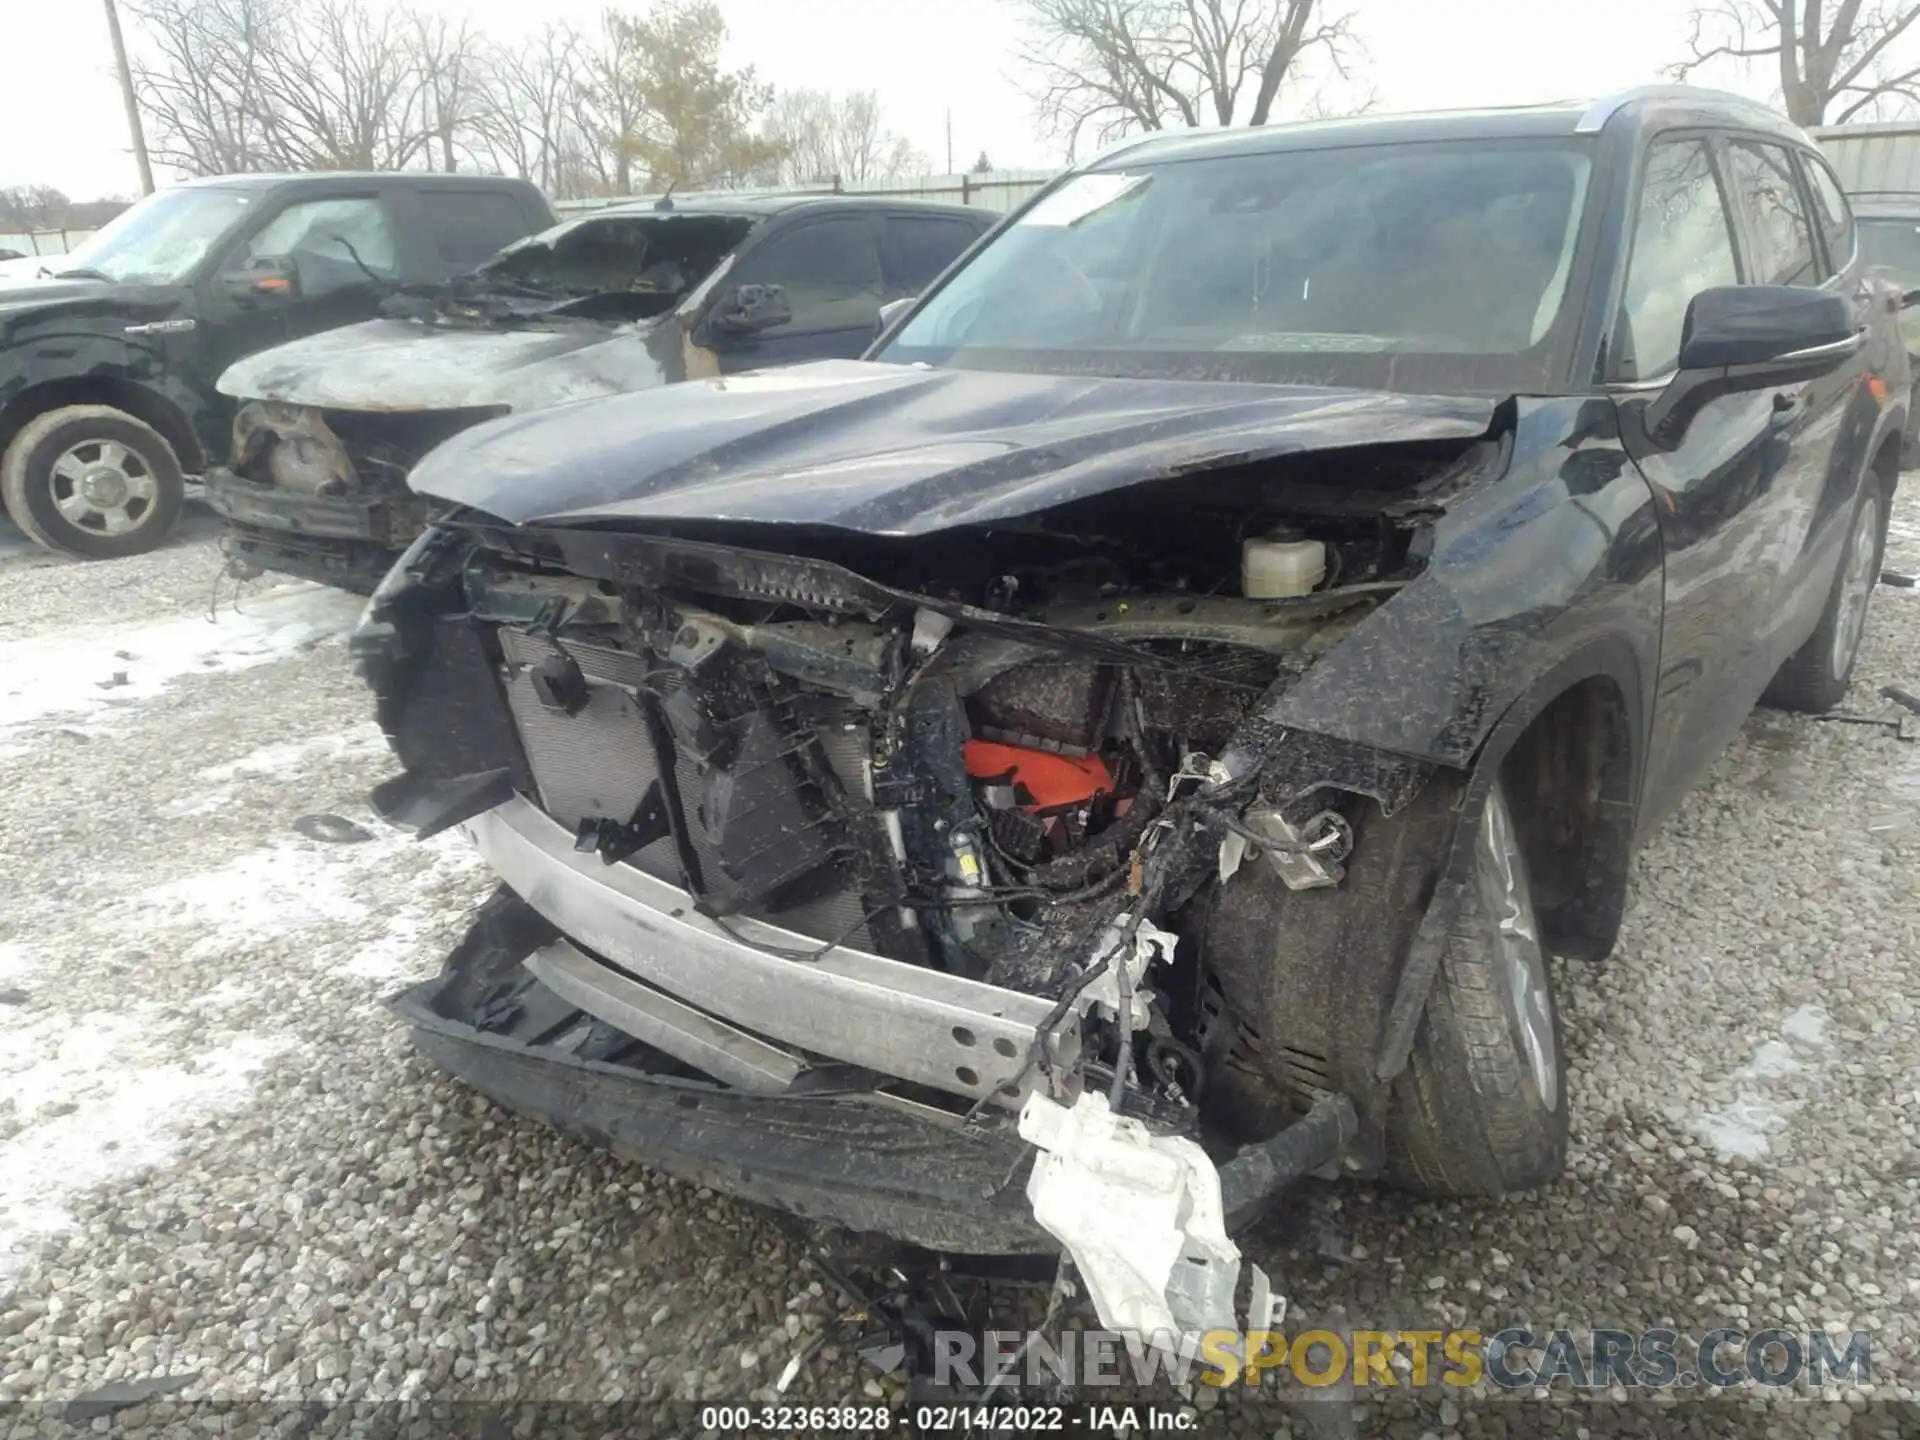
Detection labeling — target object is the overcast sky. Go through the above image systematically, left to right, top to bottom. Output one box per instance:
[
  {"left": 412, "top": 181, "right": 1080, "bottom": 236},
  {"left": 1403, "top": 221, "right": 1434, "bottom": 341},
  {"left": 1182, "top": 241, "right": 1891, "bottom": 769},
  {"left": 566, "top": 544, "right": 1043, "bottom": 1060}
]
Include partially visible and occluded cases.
[{"left": 4, "top": 0, "right": 1723, "bottom": 200}]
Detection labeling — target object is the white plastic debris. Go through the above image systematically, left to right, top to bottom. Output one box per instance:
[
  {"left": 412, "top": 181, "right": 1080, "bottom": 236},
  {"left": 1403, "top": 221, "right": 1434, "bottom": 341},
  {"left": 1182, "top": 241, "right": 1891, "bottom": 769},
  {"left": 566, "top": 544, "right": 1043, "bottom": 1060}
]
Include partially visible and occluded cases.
[
  {"left": 1217, "top": 830, "right": 1249, "bottom": 884},
  {"left": 1077, "top": 917, "right": 1175, "bottom": 1032},
  {"left": 1018, "top": 1090, "right": 1241, "bottom": 1337}
]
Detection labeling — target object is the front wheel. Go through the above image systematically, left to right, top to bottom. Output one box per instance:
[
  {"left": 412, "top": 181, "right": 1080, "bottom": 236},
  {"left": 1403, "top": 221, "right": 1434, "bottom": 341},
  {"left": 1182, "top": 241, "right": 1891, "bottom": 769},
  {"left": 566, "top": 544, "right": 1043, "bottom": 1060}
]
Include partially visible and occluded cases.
[
  {"left": 1, "top": 405, "right": 185, "bottom": 560},
  {"left": 1763, "top": 484, "right": 1884, "bottom": 714},
  {"left": 1383, "top": 778, "right": 1568, "bottom": 1197}
]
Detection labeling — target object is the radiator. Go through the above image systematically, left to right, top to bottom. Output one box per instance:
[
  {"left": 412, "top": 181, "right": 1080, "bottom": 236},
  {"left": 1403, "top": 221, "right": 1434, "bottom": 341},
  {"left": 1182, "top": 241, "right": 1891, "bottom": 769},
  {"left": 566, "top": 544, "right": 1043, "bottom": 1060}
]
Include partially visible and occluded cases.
[{"left": 498, "top": 628, "right": 872, "bottom": 947}]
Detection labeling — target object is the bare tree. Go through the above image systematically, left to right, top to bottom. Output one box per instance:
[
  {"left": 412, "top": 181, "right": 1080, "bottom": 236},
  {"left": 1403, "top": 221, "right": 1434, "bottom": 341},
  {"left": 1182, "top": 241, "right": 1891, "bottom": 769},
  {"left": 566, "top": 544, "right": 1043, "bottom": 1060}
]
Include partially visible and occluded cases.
[
  {"left": 125, "top": 0, "right": 784, "bottom": 195},
  {"left": 131, "top": 0, "right": 288, "bottom": 173},
  {"left": 131, "top": 0, "right": 436, "bottom": 172},
  {"left": 247, "top": 0, "right": 434, "bottom": 169},
  {"left": 1009, "top": 0, "right": 1360, "bottom": 156},
  {"left": 1671, "top": 0, "right": 1920, "bottom": 124},
  {"left": 570, "top": 10, "right": 652, "bottom": 194},
  {"left": 410, "top": 13, "right": 486, "bottom": 172},
  {"left": 468, "top": 25, "right": 588, "bottom": 194},
  {"left": 760, "top": 89, "right": 925, "bottom": 185}
]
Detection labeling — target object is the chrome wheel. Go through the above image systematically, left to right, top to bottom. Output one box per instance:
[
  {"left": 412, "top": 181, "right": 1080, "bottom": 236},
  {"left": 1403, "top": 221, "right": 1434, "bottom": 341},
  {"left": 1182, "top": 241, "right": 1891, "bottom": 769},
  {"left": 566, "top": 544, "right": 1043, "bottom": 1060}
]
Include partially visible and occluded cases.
[
  {"left": 48, "top": 438, "right": 160, "bottom": 536},
  {"left": 1830, "top": 492, "right": 1880, "bottom": 683},
  {"left": 1478, "top": 785, "right": 1558, "bottom": 1113}
]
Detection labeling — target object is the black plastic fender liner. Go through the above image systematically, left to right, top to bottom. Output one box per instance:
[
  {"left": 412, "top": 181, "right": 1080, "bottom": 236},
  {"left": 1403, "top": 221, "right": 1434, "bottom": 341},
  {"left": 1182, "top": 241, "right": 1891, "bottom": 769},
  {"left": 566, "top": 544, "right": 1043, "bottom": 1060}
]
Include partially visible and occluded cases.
[{"left": 1218, "top": 1091, "right": 1358, "bottom": 1230}]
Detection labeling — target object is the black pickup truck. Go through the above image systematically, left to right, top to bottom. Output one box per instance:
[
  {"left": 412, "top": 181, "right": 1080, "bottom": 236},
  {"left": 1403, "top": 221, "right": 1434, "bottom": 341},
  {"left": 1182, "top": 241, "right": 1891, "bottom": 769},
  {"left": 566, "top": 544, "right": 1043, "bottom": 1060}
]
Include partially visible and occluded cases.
[{"left": 0, "top": 172, "right": 553, "bottom": 559}]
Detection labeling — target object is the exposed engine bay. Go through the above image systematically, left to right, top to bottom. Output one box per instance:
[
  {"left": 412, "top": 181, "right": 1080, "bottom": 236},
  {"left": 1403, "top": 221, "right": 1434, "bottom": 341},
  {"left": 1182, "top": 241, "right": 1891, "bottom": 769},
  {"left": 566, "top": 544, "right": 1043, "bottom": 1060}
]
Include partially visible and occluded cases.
[{"left": 369, "top": 437, "right": 1491, "bottom": 1147}]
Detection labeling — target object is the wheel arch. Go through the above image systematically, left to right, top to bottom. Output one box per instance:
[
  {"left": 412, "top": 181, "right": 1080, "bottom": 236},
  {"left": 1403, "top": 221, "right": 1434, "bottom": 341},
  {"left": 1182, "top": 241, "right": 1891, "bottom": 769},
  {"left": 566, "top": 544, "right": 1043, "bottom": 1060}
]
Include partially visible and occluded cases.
[
  {"left": 0, "top": 377, "right": 204, "bottom": 480},
  {"left": 1871, "top": 422, "right": 1901, "bottom": 505},
  {"left": 1372, "top": 634, "right": 1647, "bottom": 1082}
]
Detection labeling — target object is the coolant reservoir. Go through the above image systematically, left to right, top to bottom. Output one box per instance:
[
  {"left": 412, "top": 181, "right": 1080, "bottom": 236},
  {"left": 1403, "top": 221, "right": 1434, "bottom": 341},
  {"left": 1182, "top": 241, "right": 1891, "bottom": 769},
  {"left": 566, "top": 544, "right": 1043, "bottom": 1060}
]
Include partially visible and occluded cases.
[{"left": 1241, "top": 536, "right": 1325, "bottom": 598}]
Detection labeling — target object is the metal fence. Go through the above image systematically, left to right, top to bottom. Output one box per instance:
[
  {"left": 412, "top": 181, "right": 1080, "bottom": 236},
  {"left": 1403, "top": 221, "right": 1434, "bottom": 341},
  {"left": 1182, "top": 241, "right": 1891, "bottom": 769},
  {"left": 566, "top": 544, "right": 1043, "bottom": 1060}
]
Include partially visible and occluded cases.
[
  {"left": 1812, "top": 124, "right": 1920, "bottom": 204},
  {"left": 552, "top": 168, "right": 1061, "bottom": 217},
  {"left": 0, "top": 229, "right": 96, "bottom": 258}
]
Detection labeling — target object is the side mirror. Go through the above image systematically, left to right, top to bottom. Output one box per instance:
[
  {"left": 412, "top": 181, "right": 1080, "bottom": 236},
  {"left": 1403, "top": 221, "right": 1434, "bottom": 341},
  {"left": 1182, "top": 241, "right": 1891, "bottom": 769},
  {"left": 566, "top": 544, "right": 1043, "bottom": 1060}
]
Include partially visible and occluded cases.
[
  {"left": 221, "top": 255, "right": 300, "bottom": 302},
  {"left": 709, "top": 282, "right": 792, "bottom": 336},
  {"left": 1644, "top": 286, "right": 1862, "bottom": 446},
  {"left": 1902, "top": 288, "right": 1920, "bottom": 310},
  {"left": 877, "top": 295, "right": 916, "bottom": 333}
]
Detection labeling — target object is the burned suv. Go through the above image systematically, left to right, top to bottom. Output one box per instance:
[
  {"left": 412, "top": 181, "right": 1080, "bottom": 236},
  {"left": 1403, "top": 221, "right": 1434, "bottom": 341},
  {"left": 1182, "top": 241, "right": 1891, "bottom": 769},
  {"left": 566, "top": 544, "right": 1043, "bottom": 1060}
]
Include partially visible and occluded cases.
[
  {"left": 361, "top": 89, "right": 1903, "bottom": 1338},
  {"left": 206, "top": 196, "right": 990, "bottom": 592}
]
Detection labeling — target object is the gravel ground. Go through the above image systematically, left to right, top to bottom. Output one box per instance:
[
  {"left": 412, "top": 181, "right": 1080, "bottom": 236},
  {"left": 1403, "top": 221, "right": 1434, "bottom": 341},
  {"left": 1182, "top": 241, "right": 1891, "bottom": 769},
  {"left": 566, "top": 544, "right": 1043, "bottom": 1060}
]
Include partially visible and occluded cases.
[{"left": 0, "top": 497, "right": 1916, "bottom": 1438}]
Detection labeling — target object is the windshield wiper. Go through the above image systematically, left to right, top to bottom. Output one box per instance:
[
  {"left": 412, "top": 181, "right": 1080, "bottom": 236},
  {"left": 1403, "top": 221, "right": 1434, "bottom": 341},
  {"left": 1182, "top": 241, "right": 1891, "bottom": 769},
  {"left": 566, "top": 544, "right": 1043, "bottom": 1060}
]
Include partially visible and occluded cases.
[{"left": 52, "top": 266, "right": 113, "bottom": 282}]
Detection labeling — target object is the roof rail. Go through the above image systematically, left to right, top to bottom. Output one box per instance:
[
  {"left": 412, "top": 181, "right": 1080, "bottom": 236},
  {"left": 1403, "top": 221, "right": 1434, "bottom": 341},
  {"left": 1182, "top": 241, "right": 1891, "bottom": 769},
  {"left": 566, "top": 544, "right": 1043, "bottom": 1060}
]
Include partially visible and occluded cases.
[{"left": 1575, "top": 83, "right": 1783, "bottom": 134}]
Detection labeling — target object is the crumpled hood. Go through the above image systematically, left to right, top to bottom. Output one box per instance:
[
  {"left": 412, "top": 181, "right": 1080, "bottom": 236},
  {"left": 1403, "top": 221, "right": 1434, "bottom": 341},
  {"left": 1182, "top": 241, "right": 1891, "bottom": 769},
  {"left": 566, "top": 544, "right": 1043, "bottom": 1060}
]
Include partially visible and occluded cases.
[
  {"left": 216, "top": 316, "right": 675, "bottom": 412},
  {"left": 411, "top": 359, "right": 1498, "bottom": 535}
]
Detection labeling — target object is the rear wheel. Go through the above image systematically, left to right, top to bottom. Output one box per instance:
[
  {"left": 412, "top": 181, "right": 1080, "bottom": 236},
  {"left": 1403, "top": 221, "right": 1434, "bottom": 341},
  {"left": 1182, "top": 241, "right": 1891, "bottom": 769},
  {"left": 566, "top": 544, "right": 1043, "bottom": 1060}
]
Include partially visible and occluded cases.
[
  {"left": 1, "top": 405, "right": 185, "bottom": 559},
  {"left": 1763, "top": 483, "right": 1884, "bottom": 713},
  {"left": 1383, "top": 778, "right": 1567, "bottom": 1196}
]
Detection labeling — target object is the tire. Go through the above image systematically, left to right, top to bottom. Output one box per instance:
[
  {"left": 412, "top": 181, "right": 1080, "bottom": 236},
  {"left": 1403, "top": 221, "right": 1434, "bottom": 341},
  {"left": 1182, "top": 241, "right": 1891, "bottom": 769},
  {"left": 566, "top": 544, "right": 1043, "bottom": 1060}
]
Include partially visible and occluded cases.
[
  {"left": 0, "top": 405, "right": 185, "bottom": 560},
  {"left": 1762, "top": 483, "right": 1885, "bottom": 713},
  {"left": 1383, "top": 777, "right": 1568, "bottom": 1196}
]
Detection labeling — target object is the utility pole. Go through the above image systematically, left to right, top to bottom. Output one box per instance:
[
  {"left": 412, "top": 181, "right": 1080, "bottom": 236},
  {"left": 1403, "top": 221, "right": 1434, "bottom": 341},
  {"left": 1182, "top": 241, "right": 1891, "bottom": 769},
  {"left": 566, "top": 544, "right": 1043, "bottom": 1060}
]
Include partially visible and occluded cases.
[
  {"left": 103, "top": 0, "right": 155, "bottom": 195},
  {"left": 945, "top": 109, "right": 953, "bottom": 176}
]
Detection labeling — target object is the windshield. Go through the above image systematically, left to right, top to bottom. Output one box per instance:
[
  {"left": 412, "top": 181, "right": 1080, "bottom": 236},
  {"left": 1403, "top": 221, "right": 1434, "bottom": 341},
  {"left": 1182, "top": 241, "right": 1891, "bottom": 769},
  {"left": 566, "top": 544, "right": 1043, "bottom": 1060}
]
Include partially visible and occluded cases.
[
  {"left": 881, "top": 140, "right": 1595, "bottom": 395},
  {"left": 59, "top": 187, "right": 254, "bottom": 285},
  {"left": 1858, "top": 217, "right": 1920, "bottom": 285}
]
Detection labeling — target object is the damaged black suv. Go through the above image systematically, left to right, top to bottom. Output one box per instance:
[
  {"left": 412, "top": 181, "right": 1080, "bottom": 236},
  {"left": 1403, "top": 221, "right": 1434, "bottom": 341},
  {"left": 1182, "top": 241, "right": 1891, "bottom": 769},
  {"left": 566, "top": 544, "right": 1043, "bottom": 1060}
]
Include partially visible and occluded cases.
[{"left": 359, "top": 88, "right": 1904, "bottom": 1337}]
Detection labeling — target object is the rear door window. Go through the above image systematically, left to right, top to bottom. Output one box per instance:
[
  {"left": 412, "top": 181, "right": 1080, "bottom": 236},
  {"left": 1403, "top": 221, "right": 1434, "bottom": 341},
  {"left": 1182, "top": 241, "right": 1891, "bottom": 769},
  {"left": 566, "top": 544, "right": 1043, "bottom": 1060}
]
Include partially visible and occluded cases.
[
  {"left": 1725, "top": 140, "right": 1822, "bottom": 286},
  {"left": 422, "top": 190, "right": 539, "bottom": 269},
  {"left": 878, "top": 215, "right": 984, "bottom": 297}
]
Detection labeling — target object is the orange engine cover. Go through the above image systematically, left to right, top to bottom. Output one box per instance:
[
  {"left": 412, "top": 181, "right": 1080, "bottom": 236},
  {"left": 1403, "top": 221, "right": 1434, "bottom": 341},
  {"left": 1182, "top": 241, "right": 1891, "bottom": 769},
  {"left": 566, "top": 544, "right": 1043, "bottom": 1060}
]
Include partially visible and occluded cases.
[{"left": 963, "top": 740, "right": 1115, "bottom": 811}]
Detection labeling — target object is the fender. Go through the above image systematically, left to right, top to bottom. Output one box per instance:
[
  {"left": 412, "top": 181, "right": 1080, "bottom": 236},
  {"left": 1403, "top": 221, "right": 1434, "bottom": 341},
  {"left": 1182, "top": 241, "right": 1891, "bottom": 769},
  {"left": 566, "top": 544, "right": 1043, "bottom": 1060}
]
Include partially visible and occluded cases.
[
  {"left": 0, "top": 322, "right": 209, "bottom": 472},
  {"left": 1200, "top": 394, "right": 1666, "bottom": 1086},
  {"left": 1234, "top": 395, "right": 1665, "bottom": 777}
]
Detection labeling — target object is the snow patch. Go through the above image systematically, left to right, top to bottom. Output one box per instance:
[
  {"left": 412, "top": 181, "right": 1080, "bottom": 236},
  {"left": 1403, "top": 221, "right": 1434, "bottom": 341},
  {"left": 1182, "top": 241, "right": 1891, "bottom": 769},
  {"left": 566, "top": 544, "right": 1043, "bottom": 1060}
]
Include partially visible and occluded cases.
[
  {"left": 0, "top": 585, "right": 363, "bottom": 744},
  {"left": 158, "top": 722, "right": 386, "bottom": 818},
  {"left": 131, "top": 828, "right": 418, "bottom": 955},
  {"left": 339, "top": 851, "right": 495, "bottom": 984},
  {"left": 342, "top": 915, "right": 429, "bottom": 983},
  {"left": 0, "top": 941, "right": 37, "bottom": 984},
  {"left": 0, "top": 1004, "right": 295, "bottom": 1283},
  {"left": 1688, "top": 1004, "right": 1833, "bottom": 1160},
  {"left": 1780, "top": 1004, "right": 1828, "bottom": 1048},
  {"left": 1742, "top": 1040, "right": 1801, "bottom": 1079},
  {"left": 1692, "top": 1101, "right": 1786, "bottom": 1161}
]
